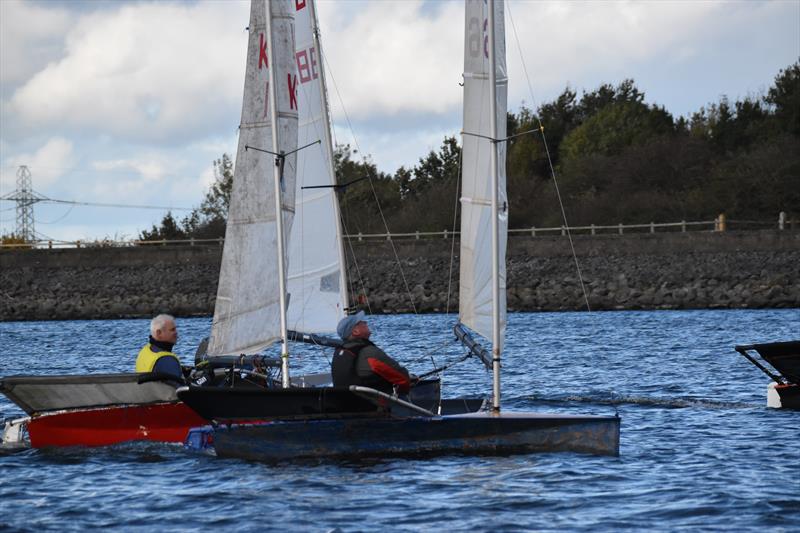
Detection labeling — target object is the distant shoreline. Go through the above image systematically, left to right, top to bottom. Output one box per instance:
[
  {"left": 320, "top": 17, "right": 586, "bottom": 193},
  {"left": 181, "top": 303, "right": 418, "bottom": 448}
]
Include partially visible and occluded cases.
[{"left": 1, "top": 230, "right": 798, "bottom": 322}]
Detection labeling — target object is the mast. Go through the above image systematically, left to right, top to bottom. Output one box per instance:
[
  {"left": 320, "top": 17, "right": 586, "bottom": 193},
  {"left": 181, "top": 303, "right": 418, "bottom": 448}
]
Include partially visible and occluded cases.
[
  {"left": 307, "top": 0, "right": 350, "bottom": 314},
  {"left": 488, "top": 0, "right": 501, "bottom": 412},
  {"left": 265, "top": 2, "right": 291, "bottom": 388}
]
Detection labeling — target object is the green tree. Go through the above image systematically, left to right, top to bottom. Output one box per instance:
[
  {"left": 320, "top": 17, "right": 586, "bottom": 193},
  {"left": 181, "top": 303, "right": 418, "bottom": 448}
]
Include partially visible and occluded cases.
[
  {"left": 766, "top": 60, "right": 800, "bottom": 135},
  {"left": 560, "top": 100, "right": 675, "bottom": 161},
  {"left": 505, "top": 107, "right": 556, "bottom": 227},
  {"left": 705, "top": 134, "right": 800, "bottom": 220},
  {"left": 388, "top": 137, "right": 463, "bottom": 232},
  {"left": 334, "top": 145, "right": 399, "bottom": 235},
  {"left": 182, "top": 154, "right": 234, "bottom": 239},
  {"left": 139, "top": 212, "right": 187, "bottom": 241}
]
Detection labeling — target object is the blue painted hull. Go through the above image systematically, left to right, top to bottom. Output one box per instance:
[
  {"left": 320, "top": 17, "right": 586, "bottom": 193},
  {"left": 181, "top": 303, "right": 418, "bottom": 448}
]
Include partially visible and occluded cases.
[{"left": 209, "top": 412, "right": 621, "bottom": 461}]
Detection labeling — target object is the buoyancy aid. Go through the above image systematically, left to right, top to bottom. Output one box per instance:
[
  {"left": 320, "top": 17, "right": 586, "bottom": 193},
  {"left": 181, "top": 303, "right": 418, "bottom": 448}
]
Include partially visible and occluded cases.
[
  {"left": 331, "top": 339, "right": 411, "bottom": 393},
  {"left": 136, "top": 340, "right": 181, "bottom": 373},
  {"left": 331, "top": 341, "right": 364, "bottom": 388}
]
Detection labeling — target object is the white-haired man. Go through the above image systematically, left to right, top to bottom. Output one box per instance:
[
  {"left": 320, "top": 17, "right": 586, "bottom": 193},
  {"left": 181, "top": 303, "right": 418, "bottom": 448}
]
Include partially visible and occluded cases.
[{"left": 135, "top": 314, "right": 183, "bottom": 379}]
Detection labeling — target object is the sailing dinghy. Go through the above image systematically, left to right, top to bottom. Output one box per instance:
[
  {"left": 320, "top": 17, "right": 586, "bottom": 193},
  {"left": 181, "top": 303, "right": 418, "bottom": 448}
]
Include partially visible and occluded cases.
[
  {"left": 0, "top": 0, "right": 378, "bottom": 449},
  {"left": 177, "top": 0, "right": 445, "bottom": 423},
  {"left": 188, "top": 0, "right": 620, "bottom": 461}
]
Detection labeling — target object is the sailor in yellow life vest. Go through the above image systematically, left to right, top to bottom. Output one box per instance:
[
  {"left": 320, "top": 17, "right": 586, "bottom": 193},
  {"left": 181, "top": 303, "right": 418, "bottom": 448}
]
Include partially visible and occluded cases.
[{"left": 136, "top": 314, "right": 184, "bottom": 380}]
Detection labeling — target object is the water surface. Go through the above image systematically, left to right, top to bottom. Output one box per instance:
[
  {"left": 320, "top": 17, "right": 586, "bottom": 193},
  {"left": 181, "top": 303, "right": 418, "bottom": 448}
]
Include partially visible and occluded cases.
[{"left": 1, "top": 309, "right": 798, "bottom": 531}]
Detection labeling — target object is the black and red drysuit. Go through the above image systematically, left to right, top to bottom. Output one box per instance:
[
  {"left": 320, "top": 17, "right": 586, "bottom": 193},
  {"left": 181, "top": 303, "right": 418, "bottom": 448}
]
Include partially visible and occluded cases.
[{"left": 331, "top": 338, "right": 412, "bottom": 394}]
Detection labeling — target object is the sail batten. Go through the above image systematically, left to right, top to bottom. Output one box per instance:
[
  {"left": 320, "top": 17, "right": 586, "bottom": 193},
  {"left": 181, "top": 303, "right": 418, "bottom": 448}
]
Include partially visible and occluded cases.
[{"left": 459, "top": 0, "right": 507, "bottom": 349}]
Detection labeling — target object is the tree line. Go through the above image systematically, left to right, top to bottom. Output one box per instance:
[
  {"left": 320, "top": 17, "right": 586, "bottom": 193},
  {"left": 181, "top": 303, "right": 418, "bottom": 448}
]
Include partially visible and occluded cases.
[{"left": 141, "top": 60, "right": 799, "bottom": 241}]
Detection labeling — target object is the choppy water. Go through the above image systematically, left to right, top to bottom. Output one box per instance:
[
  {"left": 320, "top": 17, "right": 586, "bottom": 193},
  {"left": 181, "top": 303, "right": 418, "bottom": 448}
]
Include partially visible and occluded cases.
[{"left": 1, "top": 309, "right": 798, "bottom": 532}]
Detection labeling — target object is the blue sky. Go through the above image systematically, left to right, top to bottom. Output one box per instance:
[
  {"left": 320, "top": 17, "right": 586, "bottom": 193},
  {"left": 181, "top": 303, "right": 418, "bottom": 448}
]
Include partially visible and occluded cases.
[{"left": 1, "top": 0, "right": 798, "bottom": 242}]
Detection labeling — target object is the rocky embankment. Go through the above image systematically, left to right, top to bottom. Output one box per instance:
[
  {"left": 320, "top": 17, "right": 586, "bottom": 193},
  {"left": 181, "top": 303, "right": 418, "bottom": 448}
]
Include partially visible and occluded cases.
[{"left": 1, "top": 230, "right": 798, "bottom": 321}]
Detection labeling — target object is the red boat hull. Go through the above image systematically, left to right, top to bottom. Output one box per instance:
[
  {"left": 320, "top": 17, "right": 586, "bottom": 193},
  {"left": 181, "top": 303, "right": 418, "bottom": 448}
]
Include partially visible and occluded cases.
[{"left": 27, "top": 402, "right": 207, "bottom": 448}]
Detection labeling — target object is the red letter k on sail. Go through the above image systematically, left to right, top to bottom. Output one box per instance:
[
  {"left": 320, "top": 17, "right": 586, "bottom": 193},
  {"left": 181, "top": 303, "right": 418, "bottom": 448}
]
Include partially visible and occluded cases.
[
  {"left": 259, "top": 33, "right": 269, "bottom": 69},
  {"left": 288, "top": 73, "right": 298, "bottom": 110}
]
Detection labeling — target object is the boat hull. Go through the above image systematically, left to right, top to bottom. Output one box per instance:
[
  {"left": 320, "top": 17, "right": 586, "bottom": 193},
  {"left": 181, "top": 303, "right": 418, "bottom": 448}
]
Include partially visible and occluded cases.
[
  {"left": 735, "top": 341, "right": 800, "bottom": 409},
  {"left": 0, "top": 373, "right": 180, "bottom": 415},
  {"left": 177, "top": 379, "right": 443, "bottom": 422},
  {"left": 767, "top": 382, "right": 800, "bottom": 409},
  {"left": 27, "top": 402, "right": 206, "bottom": 448},
  {"left": 209, "top": 412, "right": 621, "bottom": 461}
]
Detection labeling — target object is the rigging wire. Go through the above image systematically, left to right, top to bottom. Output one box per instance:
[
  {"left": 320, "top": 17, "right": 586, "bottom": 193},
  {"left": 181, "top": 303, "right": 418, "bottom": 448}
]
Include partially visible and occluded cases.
[
  {"left": 507, "top": 0, "right": 591, "bottom": 312},
  {"left": 315, "top": 22, "right": 475, "bottom": 373},
  {"left": 314, "top": 36, "right": 373, "bottom": 315},
  {"left": 321, "top": 50, "right": 419, "bottom": 315},
  {"left": 428, "top": 118, "right": 468, "bottom": 370},
  {"left": 445, "top": 123, "right": 464, "bottom": 318},
  {"left": 0, "top": 196, "right": 193, "bottom": 212},
  {"left": 38, "top": 204, "right": 75, "bottom": 225},
  {"left": 339, "top": 207, "right": 373, "bottom": 315}
]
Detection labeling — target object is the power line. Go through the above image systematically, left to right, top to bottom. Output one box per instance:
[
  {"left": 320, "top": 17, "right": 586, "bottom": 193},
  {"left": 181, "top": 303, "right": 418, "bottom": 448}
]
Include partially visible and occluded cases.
[
  {"left": 0, "top": 165, "right": 193, "bottom": 241},
  {"left": 0, "top": 194, "right": 193, "bottom": 211},
  {"left": 35, "top": 198, "right": 193, "bottom": 211}
]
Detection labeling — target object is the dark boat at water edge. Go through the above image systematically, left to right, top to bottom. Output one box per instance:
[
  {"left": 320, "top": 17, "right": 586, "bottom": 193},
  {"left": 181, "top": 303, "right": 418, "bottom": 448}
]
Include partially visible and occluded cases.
[{"left": 735, "top": 340, "right": 800, "bottom": 409}]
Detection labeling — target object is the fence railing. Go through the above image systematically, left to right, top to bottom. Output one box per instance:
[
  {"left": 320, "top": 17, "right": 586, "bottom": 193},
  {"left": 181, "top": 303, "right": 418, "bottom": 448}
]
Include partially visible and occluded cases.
[{"left": 1, "top": 213, "right": 796, "bottom": 249}]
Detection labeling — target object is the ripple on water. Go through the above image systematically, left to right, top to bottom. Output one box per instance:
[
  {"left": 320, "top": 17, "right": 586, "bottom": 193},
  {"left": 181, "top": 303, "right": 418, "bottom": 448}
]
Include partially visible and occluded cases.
[{"left": 1, "top": 310, "right": 799, "bottom": 531}]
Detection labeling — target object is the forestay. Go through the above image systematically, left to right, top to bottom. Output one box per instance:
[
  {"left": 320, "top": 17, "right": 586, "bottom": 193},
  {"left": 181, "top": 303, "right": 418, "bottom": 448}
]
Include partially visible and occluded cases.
[
  {"left": 209, "top": 0, "right": 299, "bottom": 356},
  {"left": 288, "top": 0, "right": 348, "bottom": 334},
  {"left": 459, "top": 0, "right": 508, "bottom": 348}
]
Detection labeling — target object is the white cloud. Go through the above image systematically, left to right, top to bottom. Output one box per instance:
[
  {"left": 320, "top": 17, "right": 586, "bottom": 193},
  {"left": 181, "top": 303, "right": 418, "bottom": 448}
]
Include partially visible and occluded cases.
[
  {"left": 0, "top": 0, "right": 73, "bottom": 86},
  {"left": 1, "top": 0, "right": 797, "bottom": 242},
  {"left": 318, "top": 0, "right": 464, "bottom": 120},
  {"left": 9, "top": 1, "right": 249, "bottom": 142},
  {"left": 505, "top": 1, "right": 798, "bottom": 115},
  {"left": 0, "top": 137, "right": 74, "bottom": 192},
  {"left": 83, "top": 151, "right": 207, "bottom": 207},
  {"left": 93, "top": 159, "right": 167, "bottom": 183}
]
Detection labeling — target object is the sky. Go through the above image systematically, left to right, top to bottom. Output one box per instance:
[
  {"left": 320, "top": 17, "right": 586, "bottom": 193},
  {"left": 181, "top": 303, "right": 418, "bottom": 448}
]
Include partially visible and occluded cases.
[{"left": 1, "top": 0, "right": 798, "bottom": 242}]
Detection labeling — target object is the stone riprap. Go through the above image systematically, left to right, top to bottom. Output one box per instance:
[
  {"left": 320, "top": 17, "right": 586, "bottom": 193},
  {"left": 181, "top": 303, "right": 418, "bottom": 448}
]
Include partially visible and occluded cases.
[
  {"left": 1, "top": 230, "right": 797, "bottom": 321},
  {"left": 0, "top": 246, "right": 220, "bottom": 321}
]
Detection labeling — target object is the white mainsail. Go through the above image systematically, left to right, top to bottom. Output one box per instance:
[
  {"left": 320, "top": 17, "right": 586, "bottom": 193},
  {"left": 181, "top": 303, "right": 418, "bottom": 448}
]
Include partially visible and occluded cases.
[
  {"left": 208, "top": 0, "right": 299, "bottom": 356},
  {"left": 288, "top": 0, "right": 348, "bottom": 334},
  {"left": 459, "top": 0, "right": 508, "bottom": 349}
]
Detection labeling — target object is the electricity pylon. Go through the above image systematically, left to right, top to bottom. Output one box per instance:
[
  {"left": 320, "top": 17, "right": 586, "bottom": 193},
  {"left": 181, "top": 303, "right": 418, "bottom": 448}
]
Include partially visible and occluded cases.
[{"left": 0, "top": 166, "right": 47, "bottom": 242}]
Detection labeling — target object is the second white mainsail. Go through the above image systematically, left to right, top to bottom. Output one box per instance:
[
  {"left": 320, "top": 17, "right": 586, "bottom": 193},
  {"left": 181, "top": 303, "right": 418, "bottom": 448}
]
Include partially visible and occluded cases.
[
  {"left": 209, "top": 0, "right": 299, "bottom": 356},
  {"left": 459, "top": 0, "right": 508, "bottom": 349}
]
